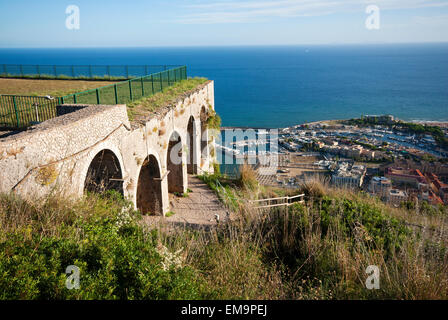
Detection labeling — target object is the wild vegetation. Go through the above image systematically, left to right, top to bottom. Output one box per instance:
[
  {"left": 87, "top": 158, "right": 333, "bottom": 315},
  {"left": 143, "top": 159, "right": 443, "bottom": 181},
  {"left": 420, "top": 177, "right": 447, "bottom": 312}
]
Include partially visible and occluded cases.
[
  {"left": 127, "top": 77, "right": 208, "bottom": 121},
  {"left": 205, "top": 104, "right": 222, "bottom": 131},
  {"left": 1, "top": 167, "right": 447, "bottom": 299}
]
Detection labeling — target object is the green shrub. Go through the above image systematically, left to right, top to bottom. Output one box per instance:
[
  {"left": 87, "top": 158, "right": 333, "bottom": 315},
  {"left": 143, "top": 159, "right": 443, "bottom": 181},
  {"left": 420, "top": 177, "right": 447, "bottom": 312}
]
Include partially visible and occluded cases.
[
  {"left": 0, "top": 193, "right": 208, "bottom": 300},
  {"left": 317, "top": 196, "right": 410, "bottom": 254}
]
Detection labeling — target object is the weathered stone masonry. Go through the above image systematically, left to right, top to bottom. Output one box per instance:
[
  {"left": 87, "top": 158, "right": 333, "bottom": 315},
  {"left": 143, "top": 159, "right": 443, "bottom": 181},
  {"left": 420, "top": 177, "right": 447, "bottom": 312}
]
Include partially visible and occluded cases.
[{"left": 0, "top": 81, "right": 216, "bottom": 216}]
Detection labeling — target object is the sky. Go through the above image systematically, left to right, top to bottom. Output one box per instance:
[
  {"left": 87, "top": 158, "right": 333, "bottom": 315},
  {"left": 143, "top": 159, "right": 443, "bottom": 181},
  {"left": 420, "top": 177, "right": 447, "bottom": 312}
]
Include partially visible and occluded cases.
[{"left": 0, "top": 0, "right": 448, "bottom": 47}]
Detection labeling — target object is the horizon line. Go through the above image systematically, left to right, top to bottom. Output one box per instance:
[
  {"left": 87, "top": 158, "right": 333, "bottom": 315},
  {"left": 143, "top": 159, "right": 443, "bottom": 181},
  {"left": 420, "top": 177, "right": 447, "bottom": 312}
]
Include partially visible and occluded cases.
[{"left": 1, "top": 41, "right": 448, "bottom": 49}]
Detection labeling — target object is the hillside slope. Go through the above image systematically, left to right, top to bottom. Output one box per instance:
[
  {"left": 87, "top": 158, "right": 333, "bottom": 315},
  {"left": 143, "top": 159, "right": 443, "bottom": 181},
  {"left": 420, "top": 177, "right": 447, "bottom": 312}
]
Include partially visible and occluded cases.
[{"left": 0, "top": 174, "right": 447, "bottom": 299}]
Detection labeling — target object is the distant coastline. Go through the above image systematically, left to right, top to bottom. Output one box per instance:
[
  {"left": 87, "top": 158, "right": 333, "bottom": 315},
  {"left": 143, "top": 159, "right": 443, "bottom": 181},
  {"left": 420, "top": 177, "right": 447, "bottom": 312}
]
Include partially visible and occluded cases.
[
  {"left": 222, "top": 117, "right": 448, "bottom": 131},
  {"left": 409, "top": 120, "right": 448, "bottom": 128}
]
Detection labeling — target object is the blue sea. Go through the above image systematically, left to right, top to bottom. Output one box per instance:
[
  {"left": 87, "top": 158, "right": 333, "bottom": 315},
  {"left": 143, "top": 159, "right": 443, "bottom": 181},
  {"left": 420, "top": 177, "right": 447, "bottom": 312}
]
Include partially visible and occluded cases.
[{"left": 1, "top": 44, "right": 448, "bottom": 128}]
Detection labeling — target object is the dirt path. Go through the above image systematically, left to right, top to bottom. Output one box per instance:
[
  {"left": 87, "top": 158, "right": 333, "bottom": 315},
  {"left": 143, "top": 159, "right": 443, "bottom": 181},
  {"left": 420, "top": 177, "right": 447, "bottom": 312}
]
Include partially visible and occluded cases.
[{"left": 143, "top": 175, "right": 233, "bottom": 230}]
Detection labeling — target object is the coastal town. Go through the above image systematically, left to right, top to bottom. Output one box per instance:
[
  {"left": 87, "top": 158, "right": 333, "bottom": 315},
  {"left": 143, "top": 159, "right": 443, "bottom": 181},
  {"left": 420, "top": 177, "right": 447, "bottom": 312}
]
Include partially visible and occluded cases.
[
  {"left": 221, "top": 115, "right": 448, "bottom": 208},
  {"left": 276, "top": 115, "right": 448, "bottom": 206}
]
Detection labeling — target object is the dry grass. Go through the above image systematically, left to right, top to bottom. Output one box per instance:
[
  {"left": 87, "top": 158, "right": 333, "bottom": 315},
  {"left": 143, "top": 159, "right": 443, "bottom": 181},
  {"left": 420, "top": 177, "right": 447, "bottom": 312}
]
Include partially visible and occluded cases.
[
  {"left": 0, "top": 78, "right": 117, "bottom": 97},
  {"left": 239, "top": 163, "right": 258, "bottom": 191},
  {"left": 197, "top": 172, "right": 448, "bottom": 299},
  {"left": 298, "top": 176, "right": 330, "bottom": 199},
  {"left": 1, "top": 182, "right": 448, "bottom": 299},
  {"left": 0, "top": 193, "right": 78, "bottom": 240},
  {"left": 156, "top": 196, "right": 448, "bottom": 299},
  {"left": 157, "top": 214, "right": 288, "bottom": 299}
]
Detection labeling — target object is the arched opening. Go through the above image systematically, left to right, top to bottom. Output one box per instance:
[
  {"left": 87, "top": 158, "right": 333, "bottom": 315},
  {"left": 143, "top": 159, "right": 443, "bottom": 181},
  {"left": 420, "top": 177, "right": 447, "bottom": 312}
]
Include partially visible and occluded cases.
[
  {"left": 200, "top": 106, "right": 209, "bottom": 168},
  {"left": 187, "top": 116, "right": 197, "bottom": 174},
  {"left": 167, "top": 131, "right": 184, "bottom": 194},
  {"left": 84, "top": 149, "right": 123, "bottom": 195},
  {"left": 136, "top": 155, "right": 163, "bottom": 215}
]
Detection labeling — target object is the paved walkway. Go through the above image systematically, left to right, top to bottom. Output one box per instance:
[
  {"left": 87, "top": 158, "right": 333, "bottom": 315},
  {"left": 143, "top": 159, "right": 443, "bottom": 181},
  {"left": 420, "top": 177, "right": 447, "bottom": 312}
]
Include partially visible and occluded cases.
[{"left": 143, "top": 175, "right": 232, "bottom": 230}]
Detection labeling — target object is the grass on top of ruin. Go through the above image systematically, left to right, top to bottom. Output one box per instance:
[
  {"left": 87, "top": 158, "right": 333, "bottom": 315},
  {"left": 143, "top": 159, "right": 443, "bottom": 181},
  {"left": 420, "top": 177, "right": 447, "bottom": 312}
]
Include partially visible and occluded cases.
[
  {"left": 127, "top": 77, "right": 208, "bottom": 122},
  {"left": 0, "top": 78, "right": 118, "bottom": 97}
]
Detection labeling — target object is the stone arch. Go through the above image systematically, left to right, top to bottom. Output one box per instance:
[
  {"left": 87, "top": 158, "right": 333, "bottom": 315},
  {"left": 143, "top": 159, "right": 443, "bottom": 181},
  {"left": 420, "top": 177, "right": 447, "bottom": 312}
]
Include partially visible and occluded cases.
[
  {"left": 200, "top": 106, "right": 209, "bottom": 169},
  {"left": 187, "top": 116, "right": 198, "bottom": 174},
  {"left": 167, "top": 130, "right": 184, "bottom": 194},
  {"left": 84, "top": 149, "right": 123, "bottom": 195},
  {"left": 136, "top": 154, "right": 163, "bottom": 215}
]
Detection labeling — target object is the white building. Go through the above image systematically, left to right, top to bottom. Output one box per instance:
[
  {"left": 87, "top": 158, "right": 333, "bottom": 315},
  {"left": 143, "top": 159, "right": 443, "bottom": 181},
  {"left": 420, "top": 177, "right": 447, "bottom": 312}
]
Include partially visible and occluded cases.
[
  {"left": 331, "top": 163, "right": 366, "bottom": 189},
  {"left": 369, "top": 176, "right": 392, "bottom": 198},
  {"left": 388, "top": 189, "right": 408, "bottom": 206}
]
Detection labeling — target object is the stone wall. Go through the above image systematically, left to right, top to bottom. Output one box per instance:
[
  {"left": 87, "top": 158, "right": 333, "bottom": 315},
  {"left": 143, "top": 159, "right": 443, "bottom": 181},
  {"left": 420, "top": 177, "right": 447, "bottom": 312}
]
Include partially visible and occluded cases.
[{"left": 0, "top": 81, "right": 216, "bottom": 216}]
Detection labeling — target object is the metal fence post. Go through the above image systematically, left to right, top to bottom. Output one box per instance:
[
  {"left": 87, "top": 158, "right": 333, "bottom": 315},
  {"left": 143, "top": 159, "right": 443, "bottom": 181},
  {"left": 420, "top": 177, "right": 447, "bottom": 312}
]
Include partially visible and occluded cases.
[
  {"left": 20, "top": 65, "right": 24, "bottom": 77},
  {"left": 53, "top": 65, "right": 57, "bottom": 77},
  {"left": 71, "top": 65, "right": 75, "bottom": 77},
  {"left": 167, "top": 71, "right": 170, "bottom": 86},
  {"left": 160, "top": 73, "right": 163, "bottom": 92},
  {"left": 151, "top": 75, "right": 154, "bottom": 94},
  {"left": 141, "top": 77, "right": 145, "bottom": 96},
  {"left": 129, "top": 80, "right": 133, "bottom": 100},
  {"left": 114, "top": 84, "right": 118, "bottom": 104},
  {"left": 96, "top": 89, "right": 100, "bottom": 104},
  {"left": 74, "top": 94, "right": 77, "bottom": 104},
  {"left": 12, "top": 96, "right": 20, "bottom": 127}
]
